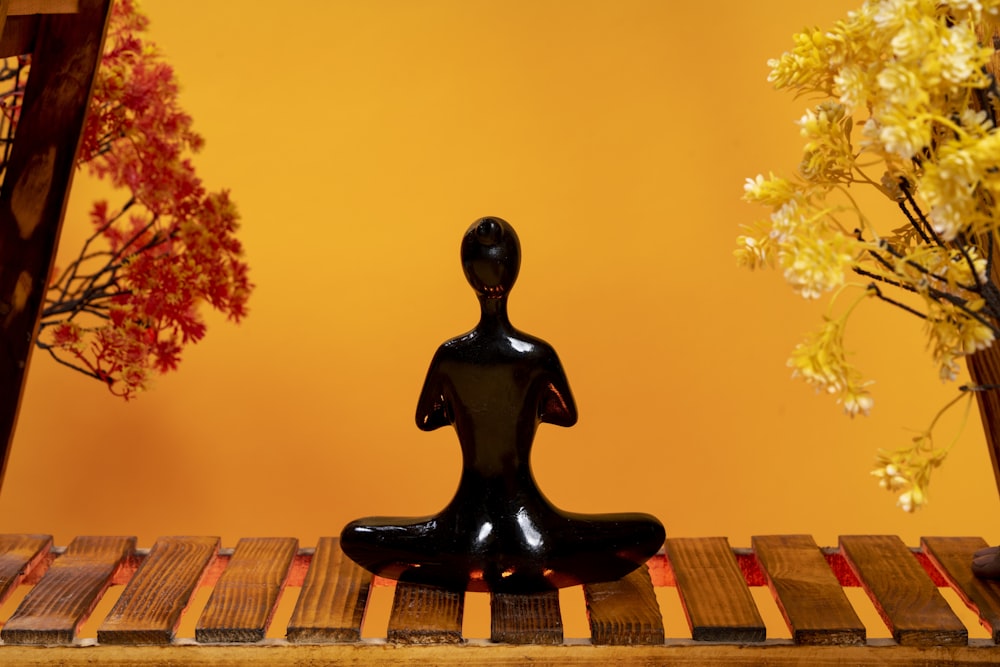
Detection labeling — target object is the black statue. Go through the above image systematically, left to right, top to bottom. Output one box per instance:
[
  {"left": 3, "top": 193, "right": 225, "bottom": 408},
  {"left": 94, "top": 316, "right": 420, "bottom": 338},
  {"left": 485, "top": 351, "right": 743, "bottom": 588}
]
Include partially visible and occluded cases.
[{"left": 340, "top": 217, "right": 665, "bottom": 593}]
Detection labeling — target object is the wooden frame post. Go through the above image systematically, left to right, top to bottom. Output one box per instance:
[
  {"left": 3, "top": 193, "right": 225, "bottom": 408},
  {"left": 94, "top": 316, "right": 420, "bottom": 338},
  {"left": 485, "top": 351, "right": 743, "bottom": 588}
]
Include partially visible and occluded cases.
[{"left": 0, "top": 0, "right": 111, "bottom": 488}]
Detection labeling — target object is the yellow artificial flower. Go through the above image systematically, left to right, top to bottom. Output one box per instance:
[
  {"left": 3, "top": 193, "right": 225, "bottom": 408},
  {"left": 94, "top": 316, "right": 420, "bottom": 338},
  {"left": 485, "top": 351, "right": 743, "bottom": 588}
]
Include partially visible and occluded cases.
[
  {"left": 742, "top": 0, "right": 1000, "bottom": 512},
  {"left": 742, "top": 173, "right": 797, "bottom": 207},
  {"left": 788, "top": 309, "right": 873, "bottom": 416}
]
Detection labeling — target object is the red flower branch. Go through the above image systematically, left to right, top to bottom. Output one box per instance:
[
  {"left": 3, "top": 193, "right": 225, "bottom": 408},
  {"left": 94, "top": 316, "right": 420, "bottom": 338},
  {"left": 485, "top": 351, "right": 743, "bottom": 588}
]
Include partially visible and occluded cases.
[{"left": 35, "top": 0, "right": 252, "bottom": 399}]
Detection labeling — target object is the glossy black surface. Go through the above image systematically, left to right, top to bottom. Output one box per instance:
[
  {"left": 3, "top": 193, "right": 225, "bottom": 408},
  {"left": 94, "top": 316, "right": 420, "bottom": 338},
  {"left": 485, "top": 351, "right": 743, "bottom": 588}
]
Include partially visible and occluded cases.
[{"left": 340, "top": 217, "right": 665, "bottom": 593}]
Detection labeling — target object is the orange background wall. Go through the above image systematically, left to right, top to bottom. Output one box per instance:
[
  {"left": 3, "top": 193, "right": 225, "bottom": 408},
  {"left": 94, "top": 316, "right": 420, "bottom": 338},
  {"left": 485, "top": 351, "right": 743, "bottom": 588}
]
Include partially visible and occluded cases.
[{"left": 1, "top": 0, "right": 998, "bottom": 551}]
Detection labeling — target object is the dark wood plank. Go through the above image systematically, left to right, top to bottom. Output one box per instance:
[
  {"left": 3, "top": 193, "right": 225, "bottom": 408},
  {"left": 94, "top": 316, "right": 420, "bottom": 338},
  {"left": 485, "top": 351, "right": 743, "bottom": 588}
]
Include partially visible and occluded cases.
[
  {"left": 0, "top": 0, "right": 111, "bottom": 488},
  {"left": 8, "top": 0, "right": 79, "bottom": 12},
  {"left": 0, "top": 1, "right": 11, "bottom": 49},
  {"left": 0, "top": 2, "right": 85, "bottom": 57},
  {"left": 0, "top": 15, "right": 38, "bottom": 57},
  {"left": 0, "top": 533, "right": 51, "bottom": 605},
  {"left": 753, "top": 534, "right": 865, "bottom": 645},
  {"left": 0, "top": 535, "right": 134, "bottom": 644},
  {"left": 840, "top": 535, "right": 967, "bottom": 646},
  {"left": 97, "top": 536, "right": 219, "bottom": 644},
  {"left": 922, "top": 536, "right": 1000, "bottom": 642},
  {"left": 195, "top": 537, "right": 297, "bottom": 643},
  {"left": 287, "top": 537, "right": 373, "bottom": 643},
  {"left": 664, "top": 537, "right": 765, "bottom": 642},
  {"left": 583, "top": 565, "right": 663, "bottom": 645},
  {"left": 386, "top": 582, "right": 463, "bottom": 644},
  {"left": 490, "top": 590, "right": 562, "bottom": 644},
  {"left": 6, "top": 641, "right": 1000, "bottom": 664}
]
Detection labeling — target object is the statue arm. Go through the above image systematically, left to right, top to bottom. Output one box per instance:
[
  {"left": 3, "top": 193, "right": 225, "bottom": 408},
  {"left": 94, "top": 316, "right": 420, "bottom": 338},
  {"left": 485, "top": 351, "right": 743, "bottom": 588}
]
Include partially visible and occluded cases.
[
  {"left": 415, "top": 351, "right": 451, "bottom": 431},
  {"left": 538, "top": 355, "right": 578, "bottom": 427}
]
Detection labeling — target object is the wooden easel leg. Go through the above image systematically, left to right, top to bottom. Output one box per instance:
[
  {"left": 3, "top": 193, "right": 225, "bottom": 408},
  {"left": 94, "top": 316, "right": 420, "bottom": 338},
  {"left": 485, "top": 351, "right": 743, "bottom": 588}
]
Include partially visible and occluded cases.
[{"left": 0, "top": 0, "right": 112, "bottom": 488}]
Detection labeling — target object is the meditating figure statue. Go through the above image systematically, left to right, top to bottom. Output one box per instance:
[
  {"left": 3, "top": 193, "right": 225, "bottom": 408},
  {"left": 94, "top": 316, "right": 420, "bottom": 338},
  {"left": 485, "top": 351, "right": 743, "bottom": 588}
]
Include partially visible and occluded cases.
[{"left": 340, "top": 216, "right": 665, "bottom": 593}]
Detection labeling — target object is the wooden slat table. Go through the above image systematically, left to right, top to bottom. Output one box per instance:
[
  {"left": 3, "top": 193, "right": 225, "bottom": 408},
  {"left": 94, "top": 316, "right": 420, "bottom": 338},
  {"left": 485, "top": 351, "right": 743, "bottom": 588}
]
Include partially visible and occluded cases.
[{"left": 1, "top": 535, "right": 1000, "bottom": 665}]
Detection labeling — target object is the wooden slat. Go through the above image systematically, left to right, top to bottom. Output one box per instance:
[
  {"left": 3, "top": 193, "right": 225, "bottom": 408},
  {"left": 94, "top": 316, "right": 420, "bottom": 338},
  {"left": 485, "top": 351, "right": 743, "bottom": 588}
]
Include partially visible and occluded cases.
[
  {"left": 0, "top": 0, "right": 111, "bottom": 487},
  {"left": 9, "top": 0, "right": 79, "bottom": 14},
  {"left": 0, "top": 533, "right": 50, "bottom": 605},
  {"left": 753, "top": 534, "right": 865, "bottom": 645},
  {"left": 0, "top": 535, "right": 134, "bottom": 644},
  {"left": 840, "top": 535, "right": 967, "bottom": 646},
  {"left": 97, "top": 536, "right": 219, "bottom": 644},
  {"left": 922, "top": 536, "right": 1000, "bottom": 642},
  {"left": 195, "top": 537, "right": 297, "bottom": 643},
  {"left": 286, "top": 537, "right": 372, "bottom": 643},
  {"left": 664, "top": 537, "right": 765, "bottom": 642},
  {"left": 583, "top": 564, "right": 663, "bottom": 645},
  {"left": 386, "top": 582, "right": 463, "bottom": 644},
  {"left": 490, "top": 590, "right": 563, "bottom": 644}
]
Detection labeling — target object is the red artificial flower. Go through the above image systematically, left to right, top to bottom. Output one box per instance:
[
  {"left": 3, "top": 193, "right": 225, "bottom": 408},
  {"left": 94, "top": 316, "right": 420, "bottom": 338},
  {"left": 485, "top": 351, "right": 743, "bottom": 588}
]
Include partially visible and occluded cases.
[{"left": 37, "top": 0, "right": 252, "bottom": 399}]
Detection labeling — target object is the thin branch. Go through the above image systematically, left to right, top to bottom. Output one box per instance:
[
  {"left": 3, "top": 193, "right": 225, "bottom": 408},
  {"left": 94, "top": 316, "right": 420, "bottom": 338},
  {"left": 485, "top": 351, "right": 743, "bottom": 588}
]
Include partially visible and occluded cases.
[
  {"left": 900, "top": 179, "right": 949, "bottom": 250},
  {"left": 51, "top": 198, "right": 135, "bottom": 305},
  {"left": 897, "top": 199, "right": 935, "bottom": 246},
  {"left": 48, "top": 209, "right": 161, "bottom": 323},
  {"left": 856, "top": 231, "right": 1000, "bottom": 337},
  {"left": 877, "top": 238, "right": 982, "bottom": 294},
  {"left": 853, "top": 266, "right": 918, "bottom": 293},
  {"left": 867, "top": 283, "right": 928, "bottom": 320},
  {"left": 37, "top": 345, "right": 103, "bottom": 382},
  {"left": 961, "top": 383, "right": 1000, "bottom": 392}
]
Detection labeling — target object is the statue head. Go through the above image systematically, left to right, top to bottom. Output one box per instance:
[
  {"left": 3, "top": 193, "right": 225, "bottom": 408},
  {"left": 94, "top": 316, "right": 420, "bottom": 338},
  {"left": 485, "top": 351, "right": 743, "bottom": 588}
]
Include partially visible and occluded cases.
[{"left": 461, "top": 216, "right": 521, "bottom": 298}]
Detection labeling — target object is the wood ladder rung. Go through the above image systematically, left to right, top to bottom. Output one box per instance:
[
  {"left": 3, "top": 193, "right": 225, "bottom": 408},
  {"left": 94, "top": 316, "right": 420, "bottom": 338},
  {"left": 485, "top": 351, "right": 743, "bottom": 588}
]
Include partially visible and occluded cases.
[
  {"left": 1, "top": 532, "right": 998, "bottom": 659},
  {"left": 0, "top": 533, "right": 51, "bottom": 606},
  {"left": 753, "top": 534, "right": 865, "bottom": 645},
  {"left": 840, "top": 534, "right": 967, "bottom": 647},
  {"left": 0, "top": 535, "right": 134, "bottom": 645},
  {"left": 97, "top": 536, "right": 219, "bottom": 644},
  {"left": 287, "top": 536, "right": 372, "bottom": 643},
  {"left": 664, "top": 536, "right": 766, "bottom": 642},
  {"left": 922, "top": 536, "right": 1000, "bottom": 643},
  {"left": 194, "top": 537, "right": 297, "bottom": 643},
  {"left": 583, "top": 563, "right": 664, "bottom": 645},
  {"left": 387, "top": 581, "right": 464, "bottom": 644},
  {"left": 490, "top": 589, "right": 563, "bottom": 644}
]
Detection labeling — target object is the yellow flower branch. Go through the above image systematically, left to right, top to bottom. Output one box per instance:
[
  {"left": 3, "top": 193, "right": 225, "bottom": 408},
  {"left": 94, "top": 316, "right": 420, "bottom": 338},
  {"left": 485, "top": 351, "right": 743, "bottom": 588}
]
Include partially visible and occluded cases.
[{"left": 741, "top": 0, "right": 1000, "bottom": 511}]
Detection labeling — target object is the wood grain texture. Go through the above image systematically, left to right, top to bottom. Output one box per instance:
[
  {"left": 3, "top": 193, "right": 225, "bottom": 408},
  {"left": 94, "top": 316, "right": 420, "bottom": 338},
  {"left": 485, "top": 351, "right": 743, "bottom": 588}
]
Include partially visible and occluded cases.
[
  {"left": 0, "top": 0, "right": 111, "bottom": 487},
  {"left": 0, "top": 0, "right": 83, "bottom": 58},
  {"left": 0, "top": 0, "right": 11, "bottom": 49},
  {"left": 0, "top": 0, "right": 74, "bottom": 57},
  {"left": 9, "top": 0, "right": 78, "bottom": 13},
  {"left": 0, "top": 15, "right": 38, "bottom": 56},
  {"left": 968, "top": 341, "right": 1000, "bottom": 502},
  {"left": 0, "top": 533, "right": 51, "bottom": 605},
  {"left": 752, "top": 534, "right": 865, "bottom": 645},
  {"left": 0, "top": 535, "right": 134, "bottom": 644},
  {"left": 840, "top": 535, "right": 967, "bottom": 646},
  {"left": 97, "top": 536, "right": 219, "bottom": 645},
  {"left": 922, "top": 536, "right": 1000, "bottom": 642},
  {"left": 195, "top": 537, "right": 297, "bottom": 643},
  {"left": 287, "top": 537, "right": 373, "bottom": 643},
  {"left": 664, "top": 537, "right": 765, "bottom": 642},
  {"left": 583, "top": 564, "right": 664, "bottom": 645},
  {"left": 386, "top": 582, "right": 464, "bottom": 644},
  {"left": 490, "top": 590, "right": 563, "bottom": 644},
  {"left": 5, "top": 641, "right": 1000, "bottom": 665}
]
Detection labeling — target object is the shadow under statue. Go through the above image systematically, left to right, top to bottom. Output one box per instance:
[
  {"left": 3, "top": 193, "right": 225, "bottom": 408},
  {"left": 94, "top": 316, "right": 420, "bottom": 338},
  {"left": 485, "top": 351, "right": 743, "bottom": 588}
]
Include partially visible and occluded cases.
[{"left": 340, "top": 217, "right": 665, "bottom": 593}]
